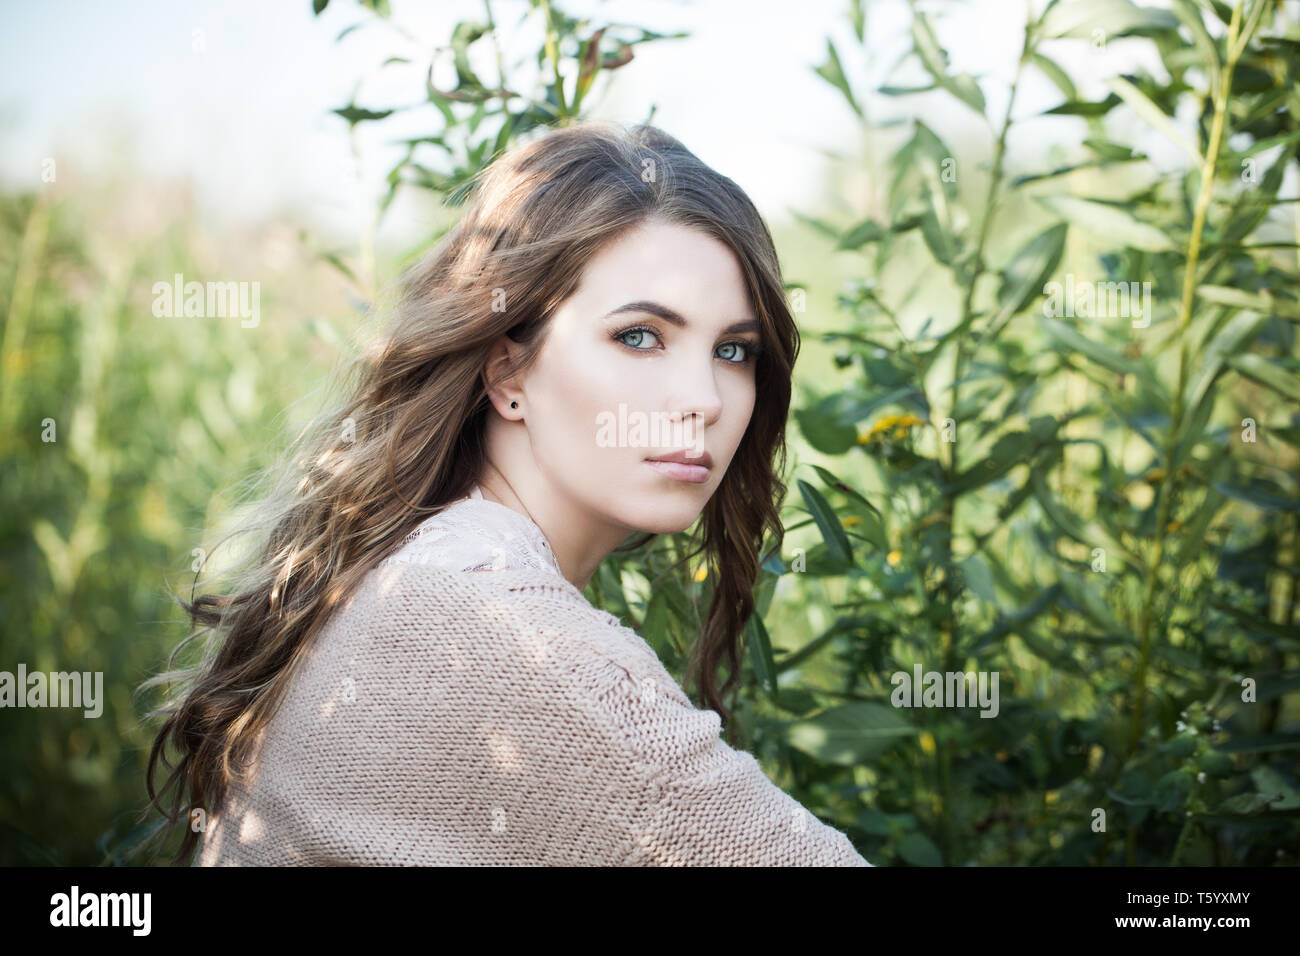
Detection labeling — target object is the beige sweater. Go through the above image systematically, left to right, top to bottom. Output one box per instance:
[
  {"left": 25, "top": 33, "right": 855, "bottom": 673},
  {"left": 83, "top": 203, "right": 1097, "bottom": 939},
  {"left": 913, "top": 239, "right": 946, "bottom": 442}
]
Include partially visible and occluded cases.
[{"left": 194, "top": 488, "right": 871, "bottom": 866}]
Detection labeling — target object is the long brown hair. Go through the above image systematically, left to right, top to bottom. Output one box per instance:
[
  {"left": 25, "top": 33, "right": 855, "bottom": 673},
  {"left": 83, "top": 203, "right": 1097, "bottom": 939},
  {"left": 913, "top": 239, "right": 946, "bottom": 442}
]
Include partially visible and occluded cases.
[{"left": 139, "top": 119, "right": 799, "bottom": 864}]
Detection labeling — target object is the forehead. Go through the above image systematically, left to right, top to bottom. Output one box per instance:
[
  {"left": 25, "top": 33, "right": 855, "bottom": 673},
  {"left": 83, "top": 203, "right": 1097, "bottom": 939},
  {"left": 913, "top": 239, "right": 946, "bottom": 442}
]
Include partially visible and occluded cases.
[{"left": 562, "top": 219, "right": 756, "bottom": 327}]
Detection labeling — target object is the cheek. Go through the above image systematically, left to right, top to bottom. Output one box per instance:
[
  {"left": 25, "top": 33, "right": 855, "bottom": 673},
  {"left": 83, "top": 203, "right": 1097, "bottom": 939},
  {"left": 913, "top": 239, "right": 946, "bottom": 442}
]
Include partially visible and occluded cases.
[
  {"left": 533, "top": 342, "right": 628, "bottom": 460},
  {"left": 725, "top": 375, "right": 757, "bottom": 438}
]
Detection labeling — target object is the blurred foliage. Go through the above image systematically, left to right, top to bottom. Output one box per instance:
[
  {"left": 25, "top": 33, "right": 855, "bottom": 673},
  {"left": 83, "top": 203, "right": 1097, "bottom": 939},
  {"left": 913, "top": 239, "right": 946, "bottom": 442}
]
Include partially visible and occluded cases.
[{"left": 2, "top": 0, "right": 1297, "bottom": 866}]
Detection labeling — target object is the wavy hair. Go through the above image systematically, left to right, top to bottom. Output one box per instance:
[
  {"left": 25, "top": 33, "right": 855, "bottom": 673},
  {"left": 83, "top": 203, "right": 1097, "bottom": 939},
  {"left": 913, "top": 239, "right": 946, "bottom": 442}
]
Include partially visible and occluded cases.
[{"left": 139, "top": 119, "right": 800, "bottom": 864}]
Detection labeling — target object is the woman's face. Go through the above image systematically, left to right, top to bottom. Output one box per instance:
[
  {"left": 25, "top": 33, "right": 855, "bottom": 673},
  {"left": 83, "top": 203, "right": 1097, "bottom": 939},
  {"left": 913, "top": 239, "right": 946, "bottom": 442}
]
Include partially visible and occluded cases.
[{"left": 498, "top": 217, "right": 761, "bottom": 539}]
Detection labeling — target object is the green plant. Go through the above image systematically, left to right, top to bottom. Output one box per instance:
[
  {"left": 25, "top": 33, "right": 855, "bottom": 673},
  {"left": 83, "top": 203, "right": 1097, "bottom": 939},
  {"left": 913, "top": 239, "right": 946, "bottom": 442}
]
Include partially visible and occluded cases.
[{"left": 783, "top": 0, "right": 1299, "bottom": 864}]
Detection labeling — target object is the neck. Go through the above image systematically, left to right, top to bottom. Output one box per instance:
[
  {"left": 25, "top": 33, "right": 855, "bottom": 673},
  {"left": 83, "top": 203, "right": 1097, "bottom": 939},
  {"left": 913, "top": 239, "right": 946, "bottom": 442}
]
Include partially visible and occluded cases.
[{"left": 477, "top": 419, "right": 634, "bottom": 592}]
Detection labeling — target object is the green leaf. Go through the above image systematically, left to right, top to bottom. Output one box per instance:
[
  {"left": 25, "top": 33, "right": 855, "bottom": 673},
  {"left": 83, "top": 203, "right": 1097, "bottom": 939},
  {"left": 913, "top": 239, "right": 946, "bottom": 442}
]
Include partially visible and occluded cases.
[
  {"left": 313, "top": 0, "right": 329, "bottom": 14},
  {"left": 849, "top": 0, "right": 865, "bottom": 42},
  {"left": 1040, "top": 0, "right": 1178, "bottom": 40},
  {"left": 1170, "top": 0, "right": 1220, "bottom": 89},
  {"left": 910, "top": 12, "right": 985, "bottom": 114},
  {"left": 814, "top": 39, "right": 863, "bottom": 118},
  {"left": 1029, "top": 51, "right": 1076, "bottom": 101},
  {"left": 1105, "top": 76, "right": 1201, "bottom": 165},
  {"left": 878, "top": 84, "right": 936, "bottom": 96},
  {"left": 1045, "top": 94, "right": 1122, "bottom": 117},
  {"left": 332, "top": 105, "right": 394, "bottom": 125},
  {"left": 1083, "top": 137, "right": 1141, "bottom": 160},
  {"left": 920, "top": 187, "right": 959, "bottom": 266},
  {"left": 1036, "top": 194, "right": 1174, "bottom": 251},
  {"left": 838, "top": 219, "right": 887, "bottom": 250},
  {"left": 985, "top": 223, "right": 1069, "bottom": 340},
  {"left": 1197, "top": 285, "right": 1300, "bottom": 321},
  {"left": 1183, "top": 309, "right": 1270, "bottom": 411},
  {"left": 1040, "top": 316, "right": 1143, "bottom": 375},
  {"left": 1226, "top": 353, "right": 1300, "bottom": 403},
  {"left": 794, "top": 395, "right": 859, "bottom": 454},
  {"left": 947, "top": 430, "right": 1043, "bottom": 495},
  {"left": 809, "top": 466, "right": 887, "bottom": 550},
  {"left": 1029, "top": 468, "right": 1138, "bottom": 568},
  {"left": 797, "top": 479, "right": 854, "bottom": 569},
  {"left": 1211, "top": 479, "right": 1300, "bottom": 514},
  {"left": 1174, "top": 484, "right": 1226, "bottom": 567},
  {"left": 960, "top": 554, "right": 997, "bottom": 603},
  {"left": 1056, "top": 566, "right": 1127, "bottom": 634},
  {"left": 746, "top": 613, "right": 779, "bottom": 698},
  {"left": 787, "top": 702, "right": 915, "bottom": 765},
  {"left": 1219, "top": 732, "right": 1300, "bottom": 753},
  {"left": 1250, "top": 766, "right": 1300, "bottom": 810},
  {"left": 1216, "top": 792, "right": 1279, "bottom": 814},
  {"left": 897, "top": 831, "right": 944, "bottom": 865}
]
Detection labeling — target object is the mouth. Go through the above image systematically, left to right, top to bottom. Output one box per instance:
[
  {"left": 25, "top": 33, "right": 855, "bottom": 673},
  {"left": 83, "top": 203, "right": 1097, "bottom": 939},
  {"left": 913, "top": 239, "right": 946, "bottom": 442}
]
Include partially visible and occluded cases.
[{"left": 644, "top": 449, "right": 713, "bottom": 484}]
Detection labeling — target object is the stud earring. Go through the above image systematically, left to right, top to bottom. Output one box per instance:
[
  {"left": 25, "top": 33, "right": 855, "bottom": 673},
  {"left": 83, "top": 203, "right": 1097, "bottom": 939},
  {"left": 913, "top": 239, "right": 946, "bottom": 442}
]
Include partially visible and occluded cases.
[{"left": 510, "top": 401, "right": 518, "bottom": 409}]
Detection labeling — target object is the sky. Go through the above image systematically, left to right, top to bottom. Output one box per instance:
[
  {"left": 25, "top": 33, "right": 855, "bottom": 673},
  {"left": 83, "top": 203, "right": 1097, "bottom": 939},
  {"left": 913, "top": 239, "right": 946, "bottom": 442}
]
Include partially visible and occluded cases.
[{"left": 0, "top": 0, "right": 1217, "bottom": 250}]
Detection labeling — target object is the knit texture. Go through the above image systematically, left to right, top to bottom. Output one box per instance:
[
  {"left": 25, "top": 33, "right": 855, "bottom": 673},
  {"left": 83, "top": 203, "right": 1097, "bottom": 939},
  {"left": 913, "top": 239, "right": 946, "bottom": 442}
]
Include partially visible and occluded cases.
[{"left": 194, "top": 489, "right": 872, "bottom": 866}]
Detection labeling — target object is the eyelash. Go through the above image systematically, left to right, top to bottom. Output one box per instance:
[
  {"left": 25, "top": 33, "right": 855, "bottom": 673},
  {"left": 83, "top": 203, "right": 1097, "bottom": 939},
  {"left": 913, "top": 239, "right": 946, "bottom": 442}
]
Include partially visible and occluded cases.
[{"left": 612, "top": 324, "right": 763, "bottom": 365}]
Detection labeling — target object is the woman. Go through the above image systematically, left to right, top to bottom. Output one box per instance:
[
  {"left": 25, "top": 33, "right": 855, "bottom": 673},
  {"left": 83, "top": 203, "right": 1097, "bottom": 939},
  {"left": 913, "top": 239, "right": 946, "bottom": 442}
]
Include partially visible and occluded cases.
[{"left": 141, "top": 120, "right": 871, "bottom": 866}]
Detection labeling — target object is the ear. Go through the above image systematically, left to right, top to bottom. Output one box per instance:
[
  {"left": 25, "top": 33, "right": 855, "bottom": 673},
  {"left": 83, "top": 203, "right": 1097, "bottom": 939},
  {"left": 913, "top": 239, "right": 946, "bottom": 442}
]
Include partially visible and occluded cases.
[{"left": 481, "top": 334, "right": 527, "bottom": 419}]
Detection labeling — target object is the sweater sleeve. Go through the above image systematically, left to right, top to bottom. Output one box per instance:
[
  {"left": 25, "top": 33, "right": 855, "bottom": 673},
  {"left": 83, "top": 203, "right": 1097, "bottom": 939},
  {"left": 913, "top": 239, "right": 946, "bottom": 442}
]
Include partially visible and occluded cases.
[
  {"left": 529, "top": 594, "right": 872, "bottom": 867},
  {"left": 609, "top": 663, "right": 871, "bottom": 866}
]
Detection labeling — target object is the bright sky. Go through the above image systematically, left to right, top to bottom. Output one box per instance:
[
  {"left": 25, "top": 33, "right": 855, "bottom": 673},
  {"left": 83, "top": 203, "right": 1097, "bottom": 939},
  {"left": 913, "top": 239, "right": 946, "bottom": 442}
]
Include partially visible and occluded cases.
[{"left": 0, "top": 0, "right": 1204, "bottom": 249}]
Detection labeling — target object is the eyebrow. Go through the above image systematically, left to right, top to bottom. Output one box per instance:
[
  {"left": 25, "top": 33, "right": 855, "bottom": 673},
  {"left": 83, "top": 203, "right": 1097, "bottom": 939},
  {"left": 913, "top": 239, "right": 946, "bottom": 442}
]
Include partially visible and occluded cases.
[{"left": 603, "top": 300, "right": 759, "bottom": 335}]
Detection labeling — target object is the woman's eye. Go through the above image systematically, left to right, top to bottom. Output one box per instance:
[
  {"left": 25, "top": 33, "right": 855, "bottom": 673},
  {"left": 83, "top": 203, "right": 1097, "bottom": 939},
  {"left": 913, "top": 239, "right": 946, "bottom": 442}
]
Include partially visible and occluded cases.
[
  {"left": 614, "top": 326, "right": 758, "bottom": 365},
  {"left": 617, "top": 328, "right": 659, "bottom": 350},
  {"left": 717, "top": 342, "right": 746, "bottom": 363}
]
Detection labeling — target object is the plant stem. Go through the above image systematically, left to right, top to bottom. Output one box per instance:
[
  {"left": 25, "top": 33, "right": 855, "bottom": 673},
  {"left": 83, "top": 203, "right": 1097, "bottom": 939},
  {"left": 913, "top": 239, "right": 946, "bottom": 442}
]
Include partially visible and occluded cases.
[
  {"left": 539, "top": 0, "right": 569, "bottom": 121},
  {"left": 1123, "top": 0, "right": 1250, "bottom": 865},
  {"left": 933, "top": 7, "right": 1032, "bottom": 867},
  {"left": 1170, "top": 814, "right": 1195, "bottom": 865}
]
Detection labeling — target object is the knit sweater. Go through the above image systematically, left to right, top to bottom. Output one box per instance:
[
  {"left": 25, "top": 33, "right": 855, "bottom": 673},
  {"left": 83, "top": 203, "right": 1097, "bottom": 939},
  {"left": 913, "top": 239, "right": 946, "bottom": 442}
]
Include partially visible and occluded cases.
[{"left": 194, "top": 487, "right": 871, "bottom": 866}]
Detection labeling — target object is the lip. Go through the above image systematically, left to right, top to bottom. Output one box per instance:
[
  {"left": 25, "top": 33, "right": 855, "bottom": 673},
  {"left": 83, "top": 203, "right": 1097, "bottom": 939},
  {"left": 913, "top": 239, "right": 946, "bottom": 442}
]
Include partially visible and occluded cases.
[{"left": 645, "top": 448, "right": 713, "bottom": 484}]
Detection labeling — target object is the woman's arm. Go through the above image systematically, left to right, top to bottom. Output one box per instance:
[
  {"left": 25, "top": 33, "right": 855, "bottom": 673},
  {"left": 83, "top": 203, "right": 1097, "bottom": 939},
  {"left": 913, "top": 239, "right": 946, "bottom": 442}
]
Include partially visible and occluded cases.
[
  {"left": 507, "top": 584, "right": 873, "bottom": 867},
  {"left": 594, "top": 654, "right": 872, "bottom": 867}
]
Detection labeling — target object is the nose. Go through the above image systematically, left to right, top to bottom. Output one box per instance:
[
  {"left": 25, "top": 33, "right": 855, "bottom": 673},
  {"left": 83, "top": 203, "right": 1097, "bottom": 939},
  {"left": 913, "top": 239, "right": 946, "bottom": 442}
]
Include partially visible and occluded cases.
[{"left": 664, "top": 357, "right": 723, "bottom": 446}]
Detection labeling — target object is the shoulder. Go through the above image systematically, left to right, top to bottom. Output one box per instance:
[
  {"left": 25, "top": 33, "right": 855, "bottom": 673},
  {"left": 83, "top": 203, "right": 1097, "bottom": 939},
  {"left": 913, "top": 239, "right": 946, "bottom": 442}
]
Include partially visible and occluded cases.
[
  {"left": 376, "top": 496, "right": 559, "bottom": 575},
  {"left": 347, "top": 560, "right": 674, "bottom": 693},
  {"left": 337, "top": 561, "right": 703, "bottom": 757}
]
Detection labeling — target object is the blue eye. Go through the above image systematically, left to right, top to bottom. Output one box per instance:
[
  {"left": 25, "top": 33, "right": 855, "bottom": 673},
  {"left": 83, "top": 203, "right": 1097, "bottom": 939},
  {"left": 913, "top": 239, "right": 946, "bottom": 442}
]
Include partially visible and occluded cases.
[
  {"left": 612, "top": 324, "right": 761, "bottom": 365},
  {"left": 617, "top": 327, "right": 657, "bottom": 350},
  {"left": 717, "top": 342, "right": 748, "bottom": 363}
]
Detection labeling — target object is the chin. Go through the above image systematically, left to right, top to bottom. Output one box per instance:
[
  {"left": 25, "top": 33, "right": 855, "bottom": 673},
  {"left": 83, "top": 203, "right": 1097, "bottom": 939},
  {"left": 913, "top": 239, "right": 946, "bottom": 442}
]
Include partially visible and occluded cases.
[{"left": 615, "top": 497, "right": 703, "bottom": 536}]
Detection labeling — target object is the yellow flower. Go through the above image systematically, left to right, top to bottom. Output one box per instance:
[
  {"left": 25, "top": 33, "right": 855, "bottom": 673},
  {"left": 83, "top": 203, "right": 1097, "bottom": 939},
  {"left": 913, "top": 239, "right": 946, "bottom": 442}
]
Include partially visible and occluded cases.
[
  {"left": 867, "top": 413, "right": 926, "bottom": 441},
  {"left": 843, "top": 515, "right": 862, "bottom": 527},
  {"left": 886, "top": 550, "right": 901, "bottom": 566},
  {"left": 693, "top": 566, "right": 708, "bottom": 583},
  {"left": 919, "top": 731, "right": 936, "bottom": 755},
  {"left": 1045, "top": 790, "right": 1059, "bottom": 806}
]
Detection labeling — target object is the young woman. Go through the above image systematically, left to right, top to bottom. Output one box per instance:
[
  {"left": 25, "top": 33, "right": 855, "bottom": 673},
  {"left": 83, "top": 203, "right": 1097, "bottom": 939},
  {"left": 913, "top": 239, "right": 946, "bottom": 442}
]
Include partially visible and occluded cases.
[{"left": 142, "top": 120, "right": 871, "bottom": 866}]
